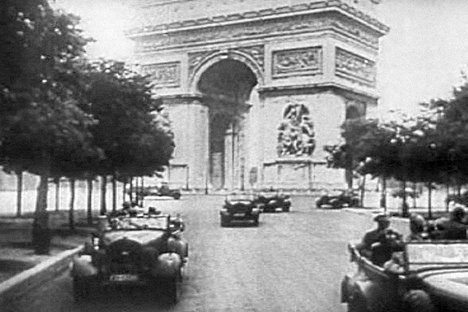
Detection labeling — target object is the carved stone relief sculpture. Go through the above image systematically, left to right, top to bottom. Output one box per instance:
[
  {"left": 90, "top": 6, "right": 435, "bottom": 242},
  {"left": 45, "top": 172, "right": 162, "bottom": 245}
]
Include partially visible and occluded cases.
[
  {"left": 272, "top": 47, "right": 322, "bottom": 78},
  {"left": 335, "top": 47, "right": 376, "bottom": 86},
  {"left": 141, "top": 61, "right": 181, "bottom": 88},
  {"left": 277, "top": 103, "right": 316, "bottom": 157}
]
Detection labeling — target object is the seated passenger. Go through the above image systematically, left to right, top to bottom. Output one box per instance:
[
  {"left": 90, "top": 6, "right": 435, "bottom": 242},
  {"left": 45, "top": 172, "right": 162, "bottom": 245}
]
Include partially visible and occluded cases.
[
  {"left": 433, "top": 206, "right": 467, "bottom": 240},
  {"left": 356, "top": 214, "right": 401, "bottom": 261},
  {"left": 384, "top": 214, "right": 428, "bottom": 274}
]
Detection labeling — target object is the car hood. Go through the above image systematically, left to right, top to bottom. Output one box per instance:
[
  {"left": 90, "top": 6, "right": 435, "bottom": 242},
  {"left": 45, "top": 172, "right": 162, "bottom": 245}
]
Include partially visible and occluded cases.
[
  {"left": 103, "top": 230, "right": 166, "bottom": 245},
  {"left": 421, "top": 268, "right": 468, "bottom": 305}
]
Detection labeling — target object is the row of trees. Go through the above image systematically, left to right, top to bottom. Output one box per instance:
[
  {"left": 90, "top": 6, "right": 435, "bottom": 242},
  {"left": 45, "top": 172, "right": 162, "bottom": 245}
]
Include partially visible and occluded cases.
[
  {"left": 1, "top": 0, "right": 174, "bottom": 250},
  {"left": 325, "top": 81, "right": 468, "bottom": 218}
]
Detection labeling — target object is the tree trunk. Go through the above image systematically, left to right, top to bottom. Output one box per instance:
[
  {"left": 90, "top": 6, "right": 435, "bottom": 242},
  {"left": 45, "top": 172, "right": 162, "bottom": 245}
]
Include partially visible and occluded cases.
[
  {"left": 345, "top": 169, "right": 353, "bottom": 189},
  {"left": 16, "top": 171, "right": 23, "bottom": 217},
  {"left": 32, "top": 174, "right": 50, "bottom": 255},
  {"left": 100, "top": 175, "right": 107, "bottom": 215},
  {"left": 112, "top": 175, "right": 117, "bottom": 212},
  {"left": 360, "top": 175, "right": 366, "bottom": 208},
  {"left": 140, "top": 176, "right": 145, "bottom": 207},
  {"left": 129, "top": 177, "right": 134, "bottom": 202},
  {"left": 380, "top": 177, "right": 387, "bottom": 212},
  {"left": 55, "top": 178, "right": 60, "bottom": 211},
  {"left": 87, "top": 178, "right": 93, "bottom": 225},
  {"left": 69, "top": 179, "right": 75, "bottom": 230},
  {"left": 122, "top": 180, "right": 127, "bottom": 203},
  {"left": 401, "top": 181, "right": 409, "bottom": 217},
  {"left": 412, "top": 182, "right": 417, "bottom": 209},
  {"left": 428, "top": 182, "right": 433, "bottom": 220},
  {"left": 446, "top": 183, "right": 450, "bottom": 213}
]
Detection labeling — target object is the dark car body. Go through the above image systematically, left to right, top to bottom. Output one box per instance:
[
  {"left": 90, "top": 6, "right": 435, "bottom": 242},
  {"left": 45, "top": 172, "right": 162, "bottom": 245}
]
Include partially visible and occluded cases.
[
  {"left": 133, "top": 184, "right": 181, "bottom": 200},
  {"left": 316, "top": 190, "right": 360, "bottom": 209},
  {"left": 254, "top": 192, "right": 291, "bottom": 212},
  {"left": 220, "top": 193, "right": 260, "bottom": 226},
  {"left": 71, "top": 214, "right": 188, "bottom": 303},
  {"left": 341, "top": 241, "right": 468, "bottom": 312}
]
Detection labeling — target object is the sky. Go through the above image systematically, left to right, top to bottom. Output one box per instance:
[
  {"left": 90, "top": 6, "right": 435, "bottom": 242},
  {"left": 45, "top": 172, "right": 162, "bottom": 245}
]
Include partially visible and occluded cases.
[{"left": 54, "top": 0, "right": 468, "bottom": 116}]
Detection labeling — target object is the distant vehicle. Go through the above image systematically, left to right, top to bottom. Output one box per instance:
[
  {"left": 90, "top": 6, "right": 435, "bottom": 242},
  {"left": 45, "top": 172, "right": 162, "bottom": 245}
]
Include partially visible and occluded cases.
[
  {"left": 131, "top": 184, "right": 181, "bottom": 200},
  {"left": 315, "top": 189, "right": 360, "bottom": 209},
  {"left": 445, "top": 191, "right": 468, "bottom": 207},
  {"left": 254, "top": 192, "right": 291, "bottom": 212},
  {"left": 220, "top": 193, "right": 260, "bottom": 227},
  {"left": 71, "top": 213, "right": 188, "bottom": 304},
  {"left": 342, "top": 241, "right": 468, "bottom": 312}
]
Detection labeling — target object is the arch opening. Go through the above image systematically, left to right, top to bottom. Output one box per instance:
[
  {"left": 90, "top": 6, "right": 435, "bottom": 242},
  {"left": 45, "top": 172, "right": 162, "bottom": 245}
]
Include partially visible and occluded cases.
[{"left": 197, "top": 59, "right": 258, "bottom": 190}]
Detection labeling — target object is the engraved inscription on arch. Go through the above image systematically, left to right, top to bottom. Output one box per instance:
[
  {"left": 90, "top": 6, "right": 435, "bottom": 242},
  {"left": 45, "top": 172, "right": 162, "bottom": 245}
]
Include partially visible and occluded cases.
[
  {"left": 272, "top": 47, "right": 322, "bottom": 78},
  {"left": 335, "top": 47, "right": 376, "bottom": 86},
  {"left": 141, "top": 61, "right": 181, "bottom": 88}
]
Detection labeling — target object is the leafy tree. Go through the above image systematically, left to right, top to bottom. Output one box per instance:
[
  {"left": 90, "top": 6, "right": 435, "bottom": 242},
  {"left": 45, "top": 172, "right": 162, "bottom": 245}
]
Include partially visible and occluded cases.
[
  {"left": 0, "top": 0, "right": 96, "bottom": 252},
  {"left": 83, "top": 60, "right": 174, "bottom": 214}
]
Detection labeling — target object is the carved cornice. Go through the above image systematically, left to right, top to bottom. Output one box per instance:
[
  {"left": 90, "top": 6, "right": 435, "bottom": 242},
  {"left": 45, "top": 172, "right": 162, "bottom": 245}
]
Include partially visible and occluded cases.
[
  {"left": 127, "top": 0, "right": 389, "bottom": 39},
  {"left": 133, "top": 13, "right": 381, "bottom": 53}
]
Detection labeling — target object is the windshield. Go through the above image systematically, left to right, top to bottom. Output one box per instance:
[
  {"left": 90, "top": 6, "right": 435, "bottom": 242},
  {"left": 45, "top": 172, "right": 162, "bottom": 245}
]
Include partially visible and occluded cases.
[
  {"left": 227, "top": 194, "right": 254, "bottom": 202},
  {"left": 109, "top": 216, "right": 169, "bottom": 231}
]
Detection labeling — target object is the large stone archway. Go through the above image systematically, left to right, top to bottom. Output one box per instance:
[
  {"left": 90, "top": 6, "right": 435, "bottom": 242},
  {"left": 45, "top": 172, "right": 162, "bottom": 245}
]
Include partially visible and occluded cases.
[
  {"left": 128, "top": 0, "right": 389, "bottom": 191},
  {"left": 197, "top": 59, "right": 258, "bottom": 190}
]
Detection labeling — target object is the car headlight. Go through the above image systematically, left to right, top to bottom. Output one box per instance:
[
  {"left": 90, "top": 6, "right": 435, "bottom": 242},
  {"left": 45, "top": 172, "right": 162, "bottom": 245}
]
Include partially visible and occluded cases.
[{"left": 92, "top": 236, "right": 100, "bottom": 251}]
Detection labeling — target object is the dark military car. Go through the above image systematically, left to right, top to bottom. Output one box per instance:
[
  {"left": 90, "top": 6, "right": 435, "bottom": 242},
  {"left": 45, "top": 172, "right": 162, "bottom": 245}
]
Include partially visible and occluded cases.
[
  {"left": 133, "top": 184, "right": 181, "bottom": 200},
  {"left": 315, "top": 189, "right": 360, "bottom": 209},
  {"left": 254, "top": 192, "right": 291, "bottom": 212},
  {"left": 220, "top": 193, "right": 260, "bottom": 226},
  {"left": 71, "top": 213, "right": 188, "bottom": 303},
  {"left": 341, "top": 241, "right": 468, "bottom": 312}
]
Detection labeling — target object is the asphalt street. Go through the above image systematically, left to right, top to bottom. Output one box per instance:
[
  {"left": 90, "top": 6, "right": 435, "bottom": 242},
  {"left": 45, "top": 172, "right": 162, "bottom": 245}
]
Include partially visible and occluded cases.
[{"left": 17, "top": 195, "right": 375, "bottom": 312}]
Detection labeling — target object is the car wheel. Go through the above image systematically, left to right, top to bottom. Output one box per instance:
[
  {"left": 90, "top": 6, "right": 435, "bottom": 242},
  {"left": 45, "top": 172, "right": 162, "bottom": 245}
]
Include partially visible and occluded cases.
[
  {"left": 173, "top": 193, "right": 181, "bottom": 200},
  {"left": 350, "top": 199, "right": 360, "bottom": 207},
  {"left": 331, "top": 200, "right": 342, "bottom": 209},
  {"left": 282, "top": 206, "right": 290, "bottom": 212},
  {"left": 220, "top": 216, "right": 230, "bottom": 227},
  {"left": 253, "top": 217, "right": 259, "bottom": 226},
  {"left": 162, "top": 276, "right": 180, "bottom": 304},
  {"left": 73, "top": 277, "right": 90, "bottom": 302},
  {"left": 347, "top": 290, "right": 369, "bottom": 312},
  {"left": 402, "top": 290, "right": 435, "bottom": 312}
]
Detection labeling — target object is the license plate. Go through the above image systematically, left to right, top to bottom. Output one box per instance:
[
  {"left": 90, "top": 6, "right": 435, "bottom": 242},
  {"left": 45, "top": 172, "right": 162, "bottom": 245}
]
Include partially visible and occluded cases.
[
  {"left": 234, "top": 213, "right": 245, "bottom": 217},
  {"left": 110, "top": 274, "right": 139, "bottom": 282}
]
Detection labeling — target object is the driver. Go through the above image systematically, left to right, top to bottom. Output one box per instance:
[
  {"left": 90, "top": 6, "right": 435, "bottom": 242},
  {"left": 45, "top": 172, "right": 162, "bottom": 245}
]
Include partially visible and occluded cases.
[{"left": 356, "top": 214, "right": 402, "bottom": 262}]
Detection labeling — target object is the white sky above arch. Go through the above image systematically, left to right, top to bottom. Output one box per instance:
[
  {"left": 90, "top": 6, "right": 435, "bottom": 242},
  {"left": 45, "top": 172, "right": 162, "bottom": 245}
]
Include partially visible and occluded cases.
[{"left": 53, "top": 0, "right": 468, "bottom": 116}]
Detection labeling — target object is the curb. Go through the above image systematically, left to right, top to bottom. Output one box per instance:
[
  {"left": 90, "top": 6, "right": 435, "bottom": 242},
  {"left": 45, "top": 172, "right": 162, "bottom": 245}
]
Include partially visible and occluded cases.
[{"left": 0, "top": 245, "right": 83, "bottom": 309}]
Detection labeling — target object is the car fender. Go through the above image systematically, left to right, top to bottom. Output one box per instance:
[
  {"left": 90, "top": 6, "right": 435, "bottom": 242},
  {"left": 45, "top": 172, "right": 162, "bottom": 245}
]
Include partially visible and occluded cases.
[
  {"left": 168, "top": 237, "right": 188, "bottom": 261},
  {"left": 154, "top": 252, "right": 182, "bottom": 278},
  {"left": 71, "top": 255, "right": 98, "bottom": 278},
  {"left": 350, "top": 278, "right": 397, "bottom": 312}
]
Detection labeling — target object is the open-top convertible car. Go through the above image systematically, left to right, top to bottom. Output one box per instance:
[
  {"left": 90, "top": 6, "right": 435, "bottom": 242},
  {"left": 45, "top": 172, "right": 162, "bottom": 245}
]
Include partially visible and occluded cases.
[
  {"left": 130, "top": 183, "right": 182, "bottom": 200},
  {"left": 316, "top": 189, "right": 360, "bottom": 209},
  {"left": 254, "top": 192, "right": 291, "bottom": 212},
  {"left": 220, "top": 193, "right": 260, "bottom": 226},
  {"left": 71, "top": 213, "right": 188, "bottom": 303},
  {"left": 342, "top": 241, "right": 468, "bottom": 312}
]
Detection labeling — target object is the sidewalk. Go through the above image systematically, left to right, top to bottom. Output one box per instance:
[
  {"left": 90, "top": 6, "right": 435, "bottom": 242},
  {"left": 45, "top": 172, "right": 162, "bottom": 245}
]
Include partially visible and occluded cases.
[{"left": 0, "top": 216, "right": 92, "bottom": 284}]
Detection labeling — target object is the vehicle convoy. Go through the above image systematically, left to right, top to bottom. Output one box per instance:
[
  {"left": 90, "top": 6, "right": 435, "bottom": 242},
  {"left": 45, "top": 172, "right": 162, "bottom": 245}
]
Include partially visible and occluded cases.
[
  {"left": 316, "top": 189, "right": 360, "bottom": 209},
  {"left": 254, "top": 192, "right": 291, "bottom": 212},
  {"left": 220, "top": 193, "right": 260, "bottom": 226},
  {"left": 71, "top": 213, "right": 188, "bottom": 303},
  {"left": 342, "top": 241, "right": 468, "bottom": 312}
]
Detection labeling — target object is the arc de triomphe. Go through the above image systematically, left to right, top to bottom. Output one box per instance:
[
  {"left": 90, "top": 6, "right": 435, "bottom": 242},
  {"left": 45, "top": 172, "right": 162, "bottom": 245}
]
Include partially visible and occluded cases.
[{"left": 126, "top": 0, "right": 388, "bottom": 191}]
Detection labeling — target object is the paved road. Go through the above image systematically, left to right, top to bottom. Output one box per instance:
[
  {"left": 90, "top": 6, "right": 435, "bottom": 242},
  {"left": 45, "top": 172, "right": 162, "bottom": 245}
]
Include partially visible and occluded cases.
[{"left": 17, "top": 195, "right": 376, "bottom": 312}]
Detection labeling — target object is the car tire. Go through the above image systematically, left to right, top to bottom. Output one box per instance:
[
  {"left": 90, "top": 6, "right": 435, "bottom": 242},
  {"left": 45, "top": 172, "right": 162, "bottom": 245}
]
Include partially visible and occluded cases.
[
  {"left": 173, "top": 193, "right": 181, "bottom": 200},
  {"left": 331, "top": 200, "right": 342, "bottom": 209},
  {"left": 282, "top": 206, "right": 290, "bottom": 212},
  {"left": 220, "top": 216, "right": 230, "bottom": 227},
  {"left": 253, "top": 217, "right": 259, "bottom": 226},
  {"left": 162, "top": 276, "right": 180, "bottom": 304},
  {"left": 73, "top": 277, "right": 90, "bottom": 302},
  {"left": 347, "top": 290, "right": 369, "bottom": 312},
  {"left": 402, "top": 290, "right": 435, "bottom": 312}
]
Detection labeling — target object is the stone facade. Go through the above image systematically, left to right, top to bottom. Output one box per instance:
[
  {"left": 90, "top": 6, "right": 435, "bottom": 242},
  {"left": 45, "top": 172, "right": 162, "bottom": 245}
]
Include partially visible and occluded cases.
[{"left": 127, "top": 0, "right": 388, "bottom": 191}]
